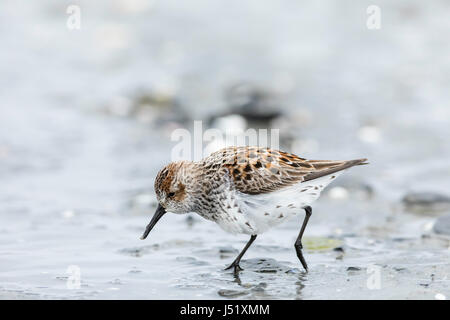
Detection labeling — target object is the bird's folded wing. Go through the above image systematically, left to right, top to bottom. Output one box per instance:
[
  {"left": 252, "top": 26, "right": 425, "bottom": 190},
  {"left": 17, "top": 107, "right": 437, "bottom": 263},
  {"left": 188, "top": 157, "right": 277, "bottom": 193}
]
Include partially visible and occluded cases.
[{"left": 205, "top": 146, "right": 367, "bottom": 195}]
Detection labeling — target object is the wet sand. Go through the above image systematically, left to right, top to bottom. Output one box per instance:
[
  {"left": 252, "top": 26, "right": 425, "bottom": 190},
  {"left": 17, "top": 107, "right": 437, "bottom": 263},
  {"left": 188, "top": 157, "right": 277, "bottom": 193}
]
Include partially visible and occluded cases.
[{"left": 1, "top": 0, "right": 449, "bottom": 299}]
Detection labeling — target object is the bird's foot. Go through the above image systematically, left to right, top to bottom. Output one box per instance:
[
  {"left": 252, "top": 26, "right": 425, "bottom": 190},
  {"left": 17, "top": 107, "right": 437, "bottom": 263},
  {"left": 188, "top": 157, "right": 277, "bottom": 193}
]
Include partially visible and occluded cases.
[
  {"left": 295, "top": 243, "right": 308, "bottom": 272},
  {"left": 225, "top": 262, "right": 243, "bottom": 274}
]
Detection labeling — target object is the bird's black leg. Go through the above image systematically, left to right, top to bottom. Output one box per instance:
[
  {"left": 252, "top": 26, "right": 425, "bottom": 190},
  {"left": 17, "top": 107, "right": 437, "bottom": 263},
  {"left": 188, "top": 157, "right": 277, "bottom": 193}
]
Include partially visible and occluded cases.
[
  {"left": 295, "top": 206, "right": 312, "bottom": 271},
  {"left": 225, "top": 235, "right": 257, "bottom": 274}
]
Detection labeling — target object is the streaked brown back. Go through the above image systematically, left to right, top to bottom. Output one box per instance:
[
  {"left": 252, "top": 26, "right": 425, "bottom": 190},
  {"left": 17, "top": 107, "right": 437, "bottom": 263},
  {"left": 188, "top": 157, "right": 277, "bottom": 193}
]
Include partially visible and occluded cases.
[{"left": 203, "top": 146, "right": 367, "bottom": 195}]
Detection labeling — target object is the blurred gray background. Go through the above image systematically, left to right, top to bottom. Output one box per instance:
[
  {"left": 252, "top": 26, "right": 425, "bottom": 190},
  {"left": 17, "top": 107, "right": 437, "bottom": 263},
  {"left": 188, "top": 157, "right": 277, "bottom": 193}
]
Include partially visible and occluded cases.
[{"left": 0, "top": 0, "right": 449, "bottom": 299}]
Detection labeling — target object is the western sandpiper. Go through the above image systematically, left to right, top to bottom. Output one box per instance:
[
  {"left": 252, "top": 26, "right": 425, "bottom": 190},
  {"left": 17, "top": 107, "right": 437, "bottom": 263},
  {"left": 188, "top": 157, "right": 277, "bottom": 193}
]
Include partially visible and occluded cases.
[{"left": 141, "top": 146, "right": 367, "bottom": 273}]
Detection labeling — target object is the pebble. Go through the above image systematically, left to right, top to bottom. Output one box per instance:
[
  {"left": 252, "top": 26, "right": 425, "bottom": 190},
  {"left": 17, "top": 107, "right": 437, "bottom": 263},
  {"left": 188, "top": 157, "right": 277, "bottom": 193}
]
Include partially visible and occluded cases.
[
  {"left": 208, "top": 83, "right": 283, "bottom": 131},
  {"left": 224, "top": 83, "right": 283, "bottom": 123},
  {"left": 106, "top": 90, "right": 190, "bottom": 126},
  {"left": 210, "top": 114, "right": 247, "bottom": 134},
  {"left": 358, "top": 125, "right": 381, "bottom": 144},
  {"left": 329, "top": 178, "right": 375, "bottom": 199},
  {"left": 328, "top": 187, "right": 349, "bottom": 200},
  {"left": 402, "top": 192, "right": 450, "bottom": 213},
  {"left": 433, "top": 214, "right": 450, "bottom": 235},
  {"left": 185, "top": 215, "right": 195, "bottom": 226},
  {"left": 118, "top": 244, "right": 158, "bottom": 257},
  {"left": 218, "top": 246, "right": 236, "bottom": 253},
  {"left": 334, "top": 246, "right": 345, "bottom": 260},
  {"left": 241, "top": 258, "right": 291, "bottom": 273},
  {"left": 346, "top": 267, "right": 361, "bottom": 272},
  {"left": 128, "top": 268, "right": 142, "bottom": 274},
  {"left": 285, "top": 268, "right": 301, "bottom": 274},
  {"left": 109, "top": 279, "right": 123, "bottom": 285},
  {"left": 251, "top": 283, "right": 268, "bottom": 292},
  {"left": 217, "top": 289, "right": 249, "bottom": 298},
  {"left": 435, "top": 293, "right": 446, "bottom": 300}
]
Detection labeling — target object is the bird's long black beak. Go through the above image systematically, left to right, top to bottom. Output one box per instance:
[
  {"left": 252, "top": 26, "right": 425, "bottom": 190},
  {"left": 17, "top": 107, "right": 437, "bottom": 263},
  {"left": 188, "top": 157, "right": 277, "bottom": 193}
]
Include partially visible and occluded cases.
[{"left": 140, "top": 203, "right": 166, "bottom": 240}]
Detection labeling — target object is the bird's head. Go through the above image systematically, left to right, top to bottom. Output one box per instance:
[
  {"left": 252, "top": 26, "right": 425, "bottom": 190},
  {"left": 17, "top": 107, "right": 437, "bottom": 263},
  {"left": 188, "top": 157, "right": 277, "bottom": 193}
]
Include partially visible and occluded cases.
[{"left": 140, "top": 161, "right": 197, "bottom": 240}]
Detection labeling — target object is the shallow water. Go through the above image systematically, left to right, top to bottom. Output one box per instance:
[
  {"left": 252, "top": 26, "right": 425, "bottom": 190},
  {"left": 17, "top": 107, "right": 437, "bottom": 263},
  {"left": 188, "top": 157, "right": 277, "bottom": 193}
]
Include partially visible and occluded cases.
[{"left": 1, "top": 0, "right": 450, "bottom": 299}]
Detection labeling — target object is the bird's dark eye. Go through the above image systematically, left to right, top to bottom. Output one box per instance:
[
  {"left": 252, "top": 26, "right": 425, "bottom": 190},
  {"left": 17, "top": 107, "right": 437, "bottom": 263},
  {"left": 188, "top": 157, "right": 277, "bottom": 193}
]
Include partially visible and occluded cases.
[{"left": 168, "top": 192, "right": 175, "bottom": 198}]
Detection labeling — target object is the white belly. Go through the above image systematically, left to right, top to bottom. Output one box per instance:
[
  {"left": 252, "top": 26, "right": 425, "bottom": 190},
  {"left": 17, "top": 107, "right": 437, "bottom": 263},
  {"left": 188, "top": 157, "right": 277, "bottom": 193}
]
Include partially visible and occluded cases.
[{"left": 215, "top": 172, "right": 343, "bottom": 235}]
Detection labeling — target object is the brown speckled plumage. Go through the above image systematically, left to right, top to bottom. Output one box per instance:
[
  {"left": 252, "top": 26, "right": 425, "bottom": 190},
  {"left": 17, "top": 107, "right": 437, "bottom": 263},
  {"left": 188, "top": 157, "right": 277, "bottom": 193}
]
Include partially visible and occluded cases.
[
  {"left": 145, "top": 146, "right": 368, "bottom": 273},
  {"left": 153, "top": 146, "right": 367, "bottom": 229},
  {"left": 203, "top": 146, "right": 367, "bottom": 195}
]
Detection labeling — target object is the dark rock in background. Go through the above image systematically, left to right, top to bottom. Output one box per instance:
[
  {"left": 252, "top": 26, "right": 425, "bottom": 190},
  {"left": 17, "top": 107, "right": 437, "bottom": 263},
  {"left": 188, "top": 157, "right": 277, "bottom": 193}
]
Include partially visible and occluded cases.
[
  {"left": 208, "top": 83, "right": 284, "bottom": 130},
  {"left": 224, "top": 83, "right": 283, "bottom": 124},
  {"left": 105, "top": 89, "right": 191, "bottom": 127},
  {"left": 402, "top": 192, "right": 450, "bottom": 214},
  {"left": 433, "top": 214, "right": 450, "bottom": 235},
  {"left": 217, "top": 289, "right": 249, "bottom": 298}
]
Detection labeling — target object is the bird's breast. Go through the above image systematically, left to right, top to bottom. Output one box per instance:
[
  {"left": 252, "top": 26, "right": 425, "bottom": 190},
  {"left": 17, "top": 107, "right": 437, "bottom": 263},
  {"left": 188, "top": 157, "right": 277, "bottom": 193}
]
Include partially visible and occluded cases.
[{"left": 202, "top": 173, "right": 341, "bottom": 235}]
